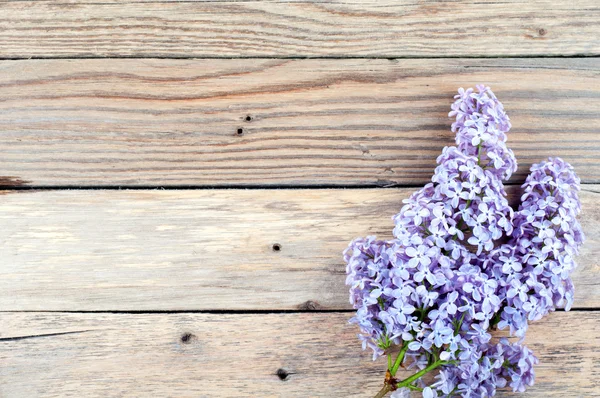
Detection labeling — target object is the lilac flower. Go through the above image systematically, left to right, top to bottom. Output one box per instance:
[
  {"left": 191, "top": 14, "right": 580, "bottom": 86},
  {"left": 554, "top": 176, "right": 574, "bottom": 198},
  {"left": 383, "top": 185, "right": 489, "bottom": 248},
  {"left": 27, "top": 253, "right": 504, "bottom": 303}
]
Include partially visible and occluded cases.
[
  {"left": 344, "top": 86, "right": 583, "bottom": 397},
  {"left": 552, "top": 207, "right": 572, "bottom": 231},
  {"left": 533, "top": 220, "right": 555, "bottom": 239},
  {"left": 468, "top": 232, "right": 493, "bottom": 255},
  {"left": 405, "top": 245, "right": 437, "bottom": 268},
  {"left": 500, "top": 255, "right": 522, "bottom": 274},
  {"left": 414, "top": 263, "right": 438, "bottom": 285},
  {"left": 507, "top": 279, "right": 529, "bottom": 303},
  {"left": 428, "top": 321, "right": 454, "bottom": 348},
  {"left": 468, "top": 323, "right": 491, "bottom": 344},
  {"left": 495, "top": 339, "right": 539, "bottom": 392},
  {"left": 422, "top": 387, "right": 435, "bottom": 398},
  {"left": 390, "top": 388, "right": 410, "bottom": 398}
]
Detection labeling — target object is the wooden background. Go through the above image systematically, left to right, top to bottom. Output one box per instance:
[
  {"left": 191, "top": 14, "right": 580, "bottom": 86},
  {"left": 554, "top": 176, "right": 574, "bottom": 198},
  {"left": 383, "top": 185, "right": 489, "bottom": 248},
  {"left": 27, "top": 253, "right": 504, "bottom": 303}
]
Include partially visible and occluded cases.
[{"left": 0, "top": 1, "right": 599, "bottom": 397}]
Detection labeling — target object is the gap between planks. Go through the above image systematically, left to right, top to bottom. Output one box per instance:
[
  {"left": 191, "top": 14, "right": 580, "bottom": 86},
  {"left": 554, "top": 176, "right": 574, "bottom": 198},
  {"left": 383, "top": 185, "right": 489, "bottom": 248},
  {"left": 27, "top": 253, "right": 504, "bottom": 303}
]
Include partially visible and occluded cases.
[{"left": 2, "top": 55, "right": 600, "bottom": 61}]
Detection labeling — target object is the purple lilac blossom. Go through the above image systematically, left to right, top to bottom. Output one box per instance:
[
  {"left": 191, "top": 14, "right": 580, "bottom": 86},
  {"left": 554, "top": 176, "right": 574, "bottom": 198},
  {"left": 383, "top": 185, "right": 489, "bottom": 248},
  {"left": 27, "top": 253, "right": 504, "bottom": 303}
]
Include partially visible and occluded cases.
[{"left": 344, "top": 85, "right": 584, "bottom": 398}]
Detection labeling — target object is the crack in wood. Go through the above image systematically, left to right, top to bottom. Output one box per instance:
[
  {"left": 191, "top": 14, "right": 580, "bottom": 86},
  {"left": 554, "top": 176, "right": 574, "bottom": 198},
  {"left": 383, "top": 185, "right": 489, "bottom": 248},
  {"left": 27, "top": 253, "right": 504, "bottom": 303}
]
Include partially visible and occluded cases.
[{"left": 0, "top": 330, "right": 93, "bottom": 342}]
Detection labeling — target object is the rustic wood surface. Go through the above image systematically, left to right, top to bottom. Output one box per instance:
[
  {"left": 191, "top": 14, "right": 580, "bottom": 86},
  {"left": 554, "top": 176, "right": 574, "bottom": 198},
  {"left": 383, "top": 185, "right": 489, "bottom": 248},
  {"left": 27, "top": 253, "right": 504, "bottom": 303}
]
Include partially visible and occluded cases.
[
  {"left": 1, "top": 0, "right": 599, "bottom": 396},
  {"left": 0, "top": 1, "right": 599, "bottom": 58},
  {"left": 1, "top": 58, "right": 599, "bottom": 187},
  {"left": 0, "top": 187, "right": 598, "bottom": 311},
  {"left": 0, "top": 312, "right": 598, "bottom": 397}
]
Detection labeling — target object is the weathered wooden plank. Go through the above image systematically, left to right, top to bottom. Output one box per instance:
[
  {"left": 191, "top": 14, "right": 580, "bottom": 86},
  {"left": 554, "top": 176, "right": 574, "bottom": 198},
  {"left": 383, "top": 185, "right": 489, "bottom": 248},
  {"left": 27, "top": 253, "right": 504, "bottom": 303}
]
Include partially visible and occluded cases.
[
  {"left": 0, "top": 1, "right": 598, "bottom": 58},
  {"left": 0, "top": 58, "right": 599, "bottom": 187},
  {"left": 0, "top": 187, "right": 598, "bottom": 311},
  {"left": 0, "top": 312, "right": 597, "bottom": 397}
]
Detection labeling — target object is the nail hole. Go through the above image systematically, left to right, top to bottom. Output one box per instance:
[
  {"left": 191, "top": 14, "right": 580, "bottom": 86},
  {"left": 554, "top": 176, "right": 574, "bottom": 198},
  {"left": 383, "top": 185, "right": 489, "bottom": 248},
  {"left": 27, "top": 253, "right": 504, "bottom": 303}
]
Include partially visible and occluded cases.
[
  {"left": 538, "top": 28, "right": 547, "bottom": 36},
  {"left": 245, "top": 115, "right": 253, "bottom": 122},
  {"left": 236, "top": 128, "right": 244, "bottom": 136},
  {"left": 272, "top": 243, "right": 282, "bottom": 252},
  {"left": 299, "top": 300, "right": 321, "bottom": 311},
  {"left": 181, "top": 332, "right": 195, "bottom": 344},
  {"left": 276, "top": 368, "right": 289, "bottom": 381}
]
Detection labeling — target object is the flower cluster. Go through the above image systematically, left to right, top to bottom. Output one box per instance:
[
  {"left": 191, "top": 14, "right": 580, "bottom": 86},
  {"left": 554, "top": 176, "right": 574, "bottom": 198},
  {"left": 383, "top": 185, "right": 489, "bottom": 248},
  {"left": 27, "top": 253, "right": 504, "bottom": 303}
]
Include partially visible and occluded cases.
[{"left": 344, "top": 86, "right": 584, "bottom": 398}]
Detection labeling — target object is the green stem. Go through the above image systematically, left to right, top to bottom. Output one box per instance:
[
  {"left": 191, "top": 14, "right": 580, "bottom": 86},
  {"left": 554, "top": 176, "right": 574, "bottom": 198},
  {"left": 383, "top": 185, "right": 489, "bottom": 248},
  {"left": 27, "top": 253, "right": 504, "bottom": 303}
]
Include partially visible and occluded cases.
[
  {"left": 418, "top": 307, "right": 428, "bottom": 322},
  {"left": 455, "top": 311, "right": 466, "bottom": 334},
  {"left": 372, "top": 344, "right": 410, "bottom": 398},
  {"left": 391, "top": 344, "right": 409, "bottom": 375},
  {"left": 374, "top": 353, "right": 448, "bottom": 397},
  {"left": 396, "top": 360, "right": 448, "bottom": 388},
  {"left": 407, "top": 384, "right": 424, "bottom": 392}
]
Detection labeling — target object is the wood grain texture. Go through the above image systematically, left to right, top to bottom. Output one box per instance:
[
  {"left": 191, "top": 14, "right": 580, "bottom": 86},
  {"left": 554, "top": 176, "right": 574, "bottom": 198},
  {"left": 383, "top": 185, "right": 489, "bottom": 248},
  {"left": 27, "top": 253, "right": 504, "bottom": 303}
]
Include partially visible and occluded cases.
[
  {"left": 0, "top": 1, "right": 599, "bottom": 58},
  {"left": 1, "top": 58, "right": 599, "bottom": 187},
  {"left": 1, "top": 187, "right": 598, "bottom": 311},
  {"left": 0, "top": 312, "right": 598, "bottom": 397}
]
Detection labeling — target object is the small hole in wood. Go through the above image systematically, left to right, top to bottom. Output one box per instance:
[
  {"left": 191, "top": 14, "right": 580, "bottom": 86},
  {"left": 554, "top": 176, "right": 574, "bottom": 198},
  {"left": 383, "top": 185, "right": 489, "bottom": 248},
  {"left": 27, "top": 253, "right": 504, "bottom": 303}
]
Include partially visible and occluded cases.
[
  {"left": 538, "top": 28, "right": 547, "bottom": 36},
  {"left": 245, "top": 115, "right": 253, "bottom": 122},
  {"left": 236, "top": 128, "right": 244, "bottom": 136},
  {"left": 272, "top": 243, "right": 282, "bottom": 252},
  {"left": 299, "top": 300, "right": 321, "bottom": 311},
  {"left": 181, "top": 332, "right": 195, "bottom": 344},
  {"left": 276, "top": 368, "right": 289, "bottom": 381}
]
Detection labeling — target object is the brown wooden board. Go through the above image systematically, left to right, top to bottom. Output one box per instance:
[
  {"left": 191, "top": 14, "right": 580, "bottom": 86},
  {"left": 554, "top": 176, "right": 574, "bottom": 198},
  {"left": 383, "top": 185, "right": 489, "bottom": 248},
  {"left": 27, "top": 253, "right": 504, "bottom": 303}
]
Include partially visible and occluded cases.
[
  {"left": 0, "top": 1, "right": 599, "bottom": 58},
  {"left": 0, "top": 58, "right": 598, "bottom": 187},
  {"left": 1, "top": 187, "right": 598, "bottom": 311},
  {"left": 0, "top": 312, "right": 597, "bottom": 397}
]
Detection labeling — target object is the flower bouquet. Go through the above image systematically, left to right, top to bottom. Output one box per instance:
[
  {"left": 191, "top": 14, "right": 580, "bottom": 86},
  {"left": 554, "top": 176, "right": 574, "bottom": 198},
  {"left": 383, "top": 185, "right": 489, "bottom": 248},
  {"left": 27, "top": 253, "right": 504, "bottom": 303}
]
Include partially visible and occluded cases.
[{"left": 344, "top": 86, "right": 584, "bottom": 397}]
